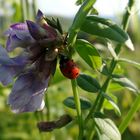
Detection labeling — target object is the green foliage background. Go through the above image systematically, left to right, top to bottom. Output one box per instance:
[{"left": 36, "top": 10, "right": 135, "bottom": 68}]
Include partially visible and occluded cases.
[{"left": 0, "top": 0, "right": 140, "bottom": 139}]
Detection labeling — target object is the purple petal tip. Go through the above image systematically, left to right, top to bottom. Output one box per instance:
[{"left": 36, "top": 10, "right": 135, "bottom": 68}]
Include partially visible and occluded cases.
[
  {"left": 37, "top": 9, "right": 44, "bottom": 18},
  {"left": 10, "top": 23, "right": 27, "bottom": 31}
]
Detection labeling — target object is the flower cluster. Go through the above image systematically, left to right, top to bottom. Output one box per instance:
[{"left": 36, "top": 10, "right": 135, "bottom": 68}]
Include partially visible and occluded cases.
[{"left": 0, "top": 10, "right": 64, "bottom": 113}]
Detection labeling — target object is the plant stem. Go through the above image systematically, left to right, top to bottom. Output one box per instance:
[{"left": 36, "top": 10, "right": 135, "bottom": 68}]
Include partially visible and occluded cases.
[
  {"left": 21, "top": 0, "right": 27, "bottom": 21},
  {"left": 25, "top": 0, "right": 29, "bottom": 19},
  {"left": 32, "top": 0, "right": 37, "bottom": 19},
  {"left": 67, "top": 0, "right": 96, "bottom": 58},
  {"left": 67, "top": 0, "right": 97, "bottom": 139},
  {"left": 68, "top": 0, "right": 96, "bottom": 46},
  {"left": 85, "top": 0, "right": 135, "bottom": 123},
  {"left": 122, "top": 0, "right": 135, "bottom": 31},
  {"left": 71, "top": 79, "right": 83, "bottom": 140},
  {"left": 85, "top": 93, "right": 101, "bottom": 122},
  {"left": 119, "top": 93, "right": 140, "bottom": 133},
  {"left": 45, "top": 94, "right": 50, "bottom": 121}
]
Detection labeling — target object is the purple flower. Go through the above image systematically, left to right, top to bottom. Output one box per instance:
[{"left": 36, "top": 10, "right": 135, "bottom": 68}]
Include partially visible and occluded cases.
[{"left": 0, "top": 10, "right": 64, "bottom": 113}]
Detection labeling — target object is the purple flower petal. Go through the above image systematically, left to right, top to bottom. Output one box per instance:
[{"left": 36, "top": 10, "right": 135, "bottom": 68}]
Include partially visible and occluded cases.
[
  {"left": 35, "top": 9, "right": 57, "bottom": 38},
  {"left": 36, "top": 9, "right": 44, "bottom": 22},
  {"left": 26, "top": 20, "right": 48, "bottom": 40},
  {"left": 5, "top": 23, "right": 29, "bottom": 40},
  {"left": 5, "top": 23, "right": 29, "bottom": 39},
  {"left": 5, "top": 23, "right": 34, "bottom": 51},
  {"left": 10, "top": 23, "right": 34, "bottom": 40},
  {"left": 11, "top": 23, "right": 28, "bottom": 30},
  {"left": 6, "top": 34, "right": 34, "bottom": 52},
  {"left": 6, "top": 35, "right": 22, "bottom": 51},
  {"left": 0, "top": 44, "right": 9, "bottom": 57},
  {"left": 0, "top": 45, "right": 16, "bottom": 64},
  {"left": 0, "top": 46, "right": 27, "bottom": 85},
  {"left": 12, "top": 53, "right": 29, "bottom": 65},
  {"left": 36, "top": 58, "right": 57, "bottom": 79},
  {"left": 0, "top": 65, "right": 25, "bottom": 85},
  {"left": 0, "top": 66, "right": 13, "bottom": 85},
  {"left": 8, "top": 72, "right": 50, "bottom": 113},
  {"left": 12, "top": 93, "right": 45, "bottom": 113}
]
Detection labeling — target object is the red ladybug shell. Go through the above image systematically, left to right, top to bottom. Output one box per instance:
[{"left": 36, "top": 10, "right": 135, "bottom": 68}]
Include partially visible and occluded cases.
[{"left": 60, "top": 59, "right": 80, "bottom": 79}]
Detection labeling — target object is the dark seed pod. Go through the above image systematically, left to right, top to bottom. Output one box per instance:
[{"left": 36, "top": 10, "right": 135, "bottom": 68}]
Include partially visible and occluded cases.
[{"left": 37, "top": 114, "right": 72, "bottom": 132}]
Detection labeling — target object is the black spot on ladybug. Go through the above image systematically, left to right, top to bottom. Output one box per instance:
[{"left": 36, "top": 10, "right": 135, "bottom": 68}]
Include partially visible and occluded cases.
[{"left": 68, "top": 70, "right": 72, "bottom": 74}]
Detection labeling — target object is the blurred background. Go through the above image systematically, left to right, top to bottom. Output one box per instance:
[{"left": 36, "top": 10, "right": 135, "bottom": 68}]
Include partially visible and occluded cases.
[{"left": 0, "top": 0, "right": 140, "bottom": 140}]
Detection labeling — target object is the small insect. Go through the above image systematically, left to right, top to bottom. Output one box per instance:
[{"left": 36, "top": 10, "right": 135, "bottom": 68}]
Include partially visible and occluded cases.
[{"left": 59, "top": 55, "right": 80, "bottom": 79}]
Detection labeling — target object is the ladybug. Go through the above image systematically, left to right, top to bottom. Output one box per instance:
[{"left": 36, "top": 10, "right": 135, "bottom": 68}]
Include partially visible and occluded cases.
[{"left": 59, "top": 56, "right": 80, "bottom": 79}]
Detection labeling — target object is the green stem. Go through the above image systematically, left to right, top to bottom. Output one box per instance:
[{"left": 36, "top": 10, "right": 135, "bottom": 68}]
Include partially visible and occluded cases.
[
  {"left": 20, "top": 0, "right": 24, "bottom": 22},
  {"left": 21, "top": 0, "right": 27, "bottom": 21},
  {"left": 25, "top": 0, "right": 29, "bottom": 19},
  {"left": 32, "top": 0, "right": 37, "bottom": 19},
  {"left": 67, "top": 0, "right": 96, "bottom": 57},
  {"left": 67, "top": 0, "right": 97, "bottom": 138},
  {"left": 85, "top": 0, "right": 135, "bottom": 123},
  {"left": 122, "top": 0, "right": 135, "bottom": 31},
  {"left": 71, "top": 79, "right": 83, "bottom": 140},
  {"left": 85, "top": 93, "right": 101, "bottom": 122},
  {"left": 45, "top": 94, "right": 50, "bottom": 121},
  {"left": 119, "top": 94, "right": 140, "bottom": 133}
]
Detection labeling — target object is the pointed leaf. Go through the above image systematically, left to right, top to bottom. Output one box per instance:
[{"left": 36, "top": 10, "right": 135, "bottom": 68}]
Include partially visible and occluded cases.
[
  {"left": 75, "top": 0, "right": 85, "bottom": 5},
  {"left": 90, "top": 7, "right": 99, "bottom": 15},
  {"left": 81, "top": 16, "right": 134, "bottom": 51},
  {"left": 75, "top": 39, "right": 102, "bottom": 70},
  {"left": 107, "top": 42, "right": 118, "bottom": 59},
  {"left": 118, "top": 58, "right": 140, "bottom": 70},
  {"left": 77, "top": 73, "right": 100, "bottom": 93},
  {"left": 112, "top": 75, "right": 139, "bottom": 93},
  {"left": 108, "top": 82, "right": 124, "bottom": 92},
  {"left": 102, "top": 93, "right": 121, "bottom": 116},
  {"left": 63, "top": 96, "right": 91, "bottom": 110},
  {"left": 94, "top": 112, "right": 106, "bottom": 118},
  {"left": 94, "top": 118, "right": 121, "bottom": 140}
]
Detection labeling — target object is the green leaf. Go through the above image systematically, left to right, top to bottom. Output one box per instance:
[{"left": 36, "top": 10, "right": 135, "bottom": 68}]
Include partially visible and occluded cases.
[
  {"left": 75, "top": 0, "right": 85, "bottom": 5},
  {"left": 89, "top": 7, "right": 99, "bottom": 15},
  {"left": 81, "top": 16, "right": 134, "bottom": 51},
  {"left": 45, "top": 17, "right": 63, "bottom": 34},
  {"left": 75, "top": 39, "right": 102, "bottom": 70},
  {"left": 107, "top": 42, "right": 118, "bottom": 59},
  {"left": 118, "top": 58, "right": 140, "bottom": 70},
  {"left": 100, "top": 63, "right": 110, "bottom": 76},
  {"left": 113, "top": 64, "right": 125, "bottom": 75},
  {"left": 77, "top": 73, "right": 101, "bottom": 93},
  {"left": 112, "top": 75, "right": 139, "bottom": 93},
  {"left": 108, "top": 82, "right": 124, "bottom": 92},
  {"left": 102, "top": 93, "right": 121, "bottom": 116},
  {"left": 63, "top": 96, "right": 91, "bottom": 110},
  {"left": 94, "top": 112, "right": 106, "bottom": 118},
  {"left": 94, "top": 118, "right": 121, "bottom": 140}
]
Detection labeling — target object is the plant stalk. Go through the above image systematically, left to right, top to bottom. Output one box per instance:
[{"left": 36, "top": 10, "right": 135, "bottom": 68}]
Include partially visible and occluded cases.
[
  {"left": 67, "top": 0, "right": 96, "bottom": 58},
  {"left": 67, "top": 0, "right": 97, "bottom": 139},
  {"left": 71, "top": 79, "right": 83, "bottom": 140},
  {"left": 119, "top": 93, "right": 140, "bottom": 133},
  {"left": 45, "top": 94, "right": 50, "bottom": 121}
]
